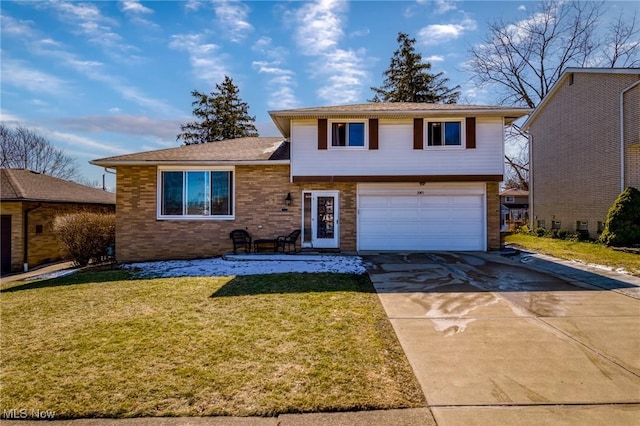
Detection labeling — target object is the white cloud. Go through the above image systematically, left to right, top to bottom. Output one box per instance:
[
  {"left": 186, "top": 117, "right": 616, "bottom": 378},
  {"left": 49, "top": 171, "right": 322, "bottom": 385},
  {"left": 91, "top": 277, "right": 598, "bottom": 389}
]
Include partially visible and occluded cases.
[
  {"left": 185, "top": 0, "right": 203, "bottom": 13},
  {"left": 213, "top": 0, "right": 253, "bottom": 42},
  {"left": 293, "top": 0, "right": 370, "bottom": 104},
  {"left": 295, "top": 0, "right": 345, "bottom": 56},
  {"left": 434, "top": 0, "right": 458, "bottom": 14},
  {"left": 46, "top": 1, "right": 137, "bottom": 53},
  {"left": 120, "top": 1, "right": 153, "bottom": 14},
  {"left": 518, "top": 5, "right": 527, "bottom": 12},
  {"left": 0, "top": 15, "right": 36, "bottom": 37},
  {"left": 418, "top": 18, "right": 477, "bottom": 45},
  {"left": 169, "top": 33, "right": 228, "bottom": 87},
  {"left": 252, "top": 36, "right": 288, "bottom": 61},
  {"left": 27, "top": 43, "right": 178, "bottom": 116},
  {"left": 425, "top": 55, "right": 445, "bottom": 62},
  {"left": 0, "top": 58, "right": 69, "bottom": 96},
  {"left": 252, "top": 61, "right": 299, "bottom": 110},
  {"left": 0, "top": 109, "right": 24, "bottom": 123},
  {"left": 56, "top": 115, "right": 183, "bottom": 142},
  {"left": 48, "top": 130, "right": 129, "bottom": 155}
]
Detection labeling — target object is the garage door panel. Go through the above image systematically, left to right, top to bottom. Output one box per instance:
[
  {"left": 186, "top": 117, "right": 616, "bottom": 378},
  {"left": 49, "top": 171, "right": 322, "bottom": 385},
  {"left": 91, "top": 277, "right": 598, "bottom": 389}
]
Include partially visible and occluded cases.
[
  {"left": 358, "top": 190, "right": 485, "bottom": 251},
  {"left": 391, "top": 197, "right": 420, "bottom": 207}
]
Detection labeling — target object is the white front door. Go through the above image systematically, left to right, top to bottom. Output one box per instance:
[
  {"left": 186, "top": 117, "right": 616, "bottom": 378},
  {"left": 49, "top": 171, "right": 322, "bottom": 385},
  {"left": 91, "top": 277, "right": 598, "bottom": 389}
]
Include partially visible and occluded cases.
[{"left": 302, "top": 191, "right": 340, "bottom": 249}]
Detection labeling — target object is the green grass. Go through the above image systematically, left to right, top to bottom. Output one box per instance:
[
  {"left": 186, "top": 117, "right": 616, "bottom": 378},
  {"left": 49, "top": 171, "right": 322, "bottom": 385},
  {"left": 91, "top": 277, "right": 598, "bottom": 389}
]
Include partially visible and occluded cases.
[
  {"left": 505, "top": 234, "right": 640, "bottom": 276},
  {"left": 0, "top": 269, "right": 424, "bottom": 419}
]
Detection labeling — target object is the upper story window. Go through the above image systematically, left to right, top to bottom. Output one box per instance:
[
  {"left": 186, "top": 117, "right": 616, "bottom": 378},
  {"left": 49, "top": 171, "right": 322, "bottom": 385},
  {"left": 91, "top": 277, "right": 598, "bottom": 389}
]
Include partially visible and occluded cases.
[
  {"left": 426, "top": 120, "right": 464, "bottom": 147},
  {"left": 330, "top": 121, "right": 366, "bottom": 148},
  {"left": 158, "top": 168, "right": 234, "bottom": 219},
  {"left": 505, "top": 196, "right": 515, "bottom": 203}
]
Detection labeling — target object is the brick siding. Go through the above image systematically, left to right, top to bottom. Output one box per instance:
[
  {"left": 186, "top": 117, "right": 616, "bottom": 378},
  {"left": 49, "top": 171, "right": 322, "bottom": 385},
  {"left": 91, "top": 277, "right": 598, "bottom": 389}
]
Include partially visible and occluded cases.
[
  {"left": 530, "top": 72, "right": 640, "bottom": 236},
  {"left": 115, "top": 165, "right": 357, "bottom": 263},
  {"left": 486, "top": 182, "right": 500, "bottom": 250},
  {"left": 0, "top": 201, "right": 114, "bottom": 272}
]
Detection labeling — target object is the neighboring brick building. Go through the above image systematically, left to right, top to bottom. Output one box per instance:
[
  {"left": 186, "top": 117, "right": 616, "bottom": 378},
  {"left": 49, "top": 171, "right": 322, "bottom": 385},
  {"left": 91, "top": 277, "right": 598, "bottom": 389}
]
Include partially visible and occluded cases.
[
  {"left": 522, "top": 68, "right": 640, "bottom": 237},
  {"left": 92, "top": 103, "right": 530, "bottom": 263},
  {"left": 0, "top": 169, "right": 115, "bottom": 273}
]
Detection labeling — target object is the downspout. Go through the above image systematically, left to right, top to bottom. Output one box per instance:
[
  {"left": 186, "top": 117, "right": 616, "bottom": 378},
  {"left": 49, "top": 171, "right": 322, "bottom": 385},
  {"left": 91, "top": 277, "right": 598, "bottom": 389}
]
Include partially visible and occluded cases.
[
  {"left": 620, "top": 80, "right": 640, "bottom": 193},
  {"left": 528, "top": 132, "right": 534, "bottom": 229},
  {"left": 23, "top": 203, "right": 42, "bottom": 272}
]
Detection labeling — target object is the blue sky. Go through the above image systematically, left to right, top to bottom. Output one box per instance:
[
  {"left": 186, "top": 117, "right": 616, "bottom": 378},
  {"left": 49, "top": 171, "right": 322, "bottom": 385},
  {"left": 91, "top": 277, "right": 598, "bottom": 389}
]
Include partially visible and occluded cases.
[{"left": 1, "top": 0, "right": 638, "bottom": 187}]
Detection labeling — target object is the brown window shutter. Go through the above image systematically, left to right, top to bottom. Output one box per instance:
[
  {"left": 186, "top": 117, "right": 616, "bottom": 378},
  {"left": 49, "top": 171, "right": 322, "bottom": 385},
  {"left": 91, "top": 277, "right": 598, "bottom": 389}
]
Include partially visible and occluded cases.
[
  {"left": 466, "top": 117, "right": 476, "bottom": 149},
  {"left": 318, "top": 118, "right": 327, "bottom": 150},
  {"left": 413, "top": 118, "right": 423, "bottom": 149},
  {"left": 369, "top": 119, "right": 379, "bottom": 150}
]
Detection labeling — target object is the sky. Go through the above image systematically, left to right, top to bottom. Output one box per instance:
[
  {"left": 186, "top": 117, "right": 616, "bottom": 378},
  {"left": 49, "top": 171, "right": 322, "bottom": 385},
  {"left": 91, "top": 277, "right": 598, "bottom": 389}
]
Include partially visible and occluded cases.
[{"left": 1, "top": 0, "right": 638, "bottom": 188}]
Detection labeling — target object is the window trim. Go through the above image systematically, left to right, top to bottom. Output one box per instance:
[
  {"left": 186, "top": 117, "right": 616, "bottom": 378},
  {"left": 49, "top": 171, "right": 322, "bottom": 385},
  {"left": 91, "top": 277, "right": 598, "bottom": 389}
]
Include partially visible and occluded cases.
[
  {"left": 424, "top": 118, "right": 465, "bottom": 149},
  {"left": 328, "top": 119, "right": 368, "bottom": 149},
  {"left": 156, "top": 166, "right": 235, "bottom": 220}
]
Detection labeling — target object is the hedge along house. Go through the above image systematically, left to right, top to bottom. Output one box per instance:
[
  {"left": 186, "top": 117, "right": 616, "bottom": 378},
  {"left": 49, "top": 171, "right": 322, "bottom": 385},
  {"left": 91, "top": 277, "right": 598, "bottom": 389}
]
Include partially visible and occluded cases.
[
  {"left": 90, "top": 103, "right": 530, "bottom": 263},
  {"left": 0, "top": 169, "right": 116, "bottom": 273}
]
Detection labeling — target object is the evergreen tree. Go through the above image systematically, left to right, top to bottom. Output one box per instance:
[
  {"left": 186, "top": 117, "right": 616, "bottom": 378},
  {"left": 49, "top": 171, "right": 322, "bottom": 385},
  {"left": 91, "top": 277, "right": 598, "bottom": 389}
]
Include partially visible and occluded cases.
[
  {"left": 370, "top": 33, "right": 460, "bottom": 104},
  {"left": 177, "top": 75, "right": 258, "bottom": 145},
  {"left": 599, "top": 187, "right": 640, "bottom": 247}
]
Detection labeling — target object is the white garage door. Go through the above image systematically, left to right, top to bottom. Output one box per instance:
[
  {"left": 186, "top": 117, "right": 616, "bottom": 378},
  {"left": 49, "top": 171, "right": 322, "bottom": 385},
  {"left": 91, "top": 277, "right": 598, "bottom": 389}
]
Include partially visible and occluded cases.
[{"left": 358, "top": 183, "right": 485, "bottom": 251}]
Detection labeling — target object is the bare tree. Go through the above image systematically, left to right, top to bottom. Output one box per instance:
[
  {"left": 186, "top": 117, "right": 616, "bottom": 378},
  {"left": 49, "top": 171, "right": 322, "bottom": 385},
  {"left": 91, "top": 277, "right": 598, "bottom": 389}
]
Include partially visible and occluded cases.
[
  {"left": 467, "top": 1, "right": 639, "bottom": 189},
  {"left": 467, "top": 1, "right": 608, "bottom": 108},
  {"left": 603, "top": 12, "right": 640, "bottom": 68},
  {"left": 0, "top": 124, "right": 80, "bottom": 180},
  {"left": 503, "top": 125, "right": 529, "bottom": 190}
]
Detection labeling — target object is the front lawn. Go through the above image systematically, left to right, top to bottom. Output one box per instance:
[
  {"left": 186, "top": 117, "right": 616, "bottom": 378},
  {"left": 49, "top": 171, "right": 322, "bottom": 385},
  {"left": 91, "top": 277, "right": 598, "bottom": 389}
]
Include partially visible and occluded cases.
[
  {"left": 505, "top": 233, "right": 640, "bottom": 276},
  {"left": 0, "top": 270, "right": 424, "bottom": 419}
]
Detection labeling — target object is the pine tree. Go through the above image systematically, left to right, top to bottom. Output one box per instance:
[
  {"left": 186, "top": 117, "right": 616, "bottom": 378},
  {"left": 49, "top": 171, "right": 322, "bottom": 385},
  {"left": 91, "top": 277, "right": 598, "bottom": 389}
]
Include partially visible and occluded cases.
[
  {"left": 370, "top": 33, "right": 460, "bottom": 104},
  {"left": 177, "top": 75, "right": 258, "bottom": 145}
]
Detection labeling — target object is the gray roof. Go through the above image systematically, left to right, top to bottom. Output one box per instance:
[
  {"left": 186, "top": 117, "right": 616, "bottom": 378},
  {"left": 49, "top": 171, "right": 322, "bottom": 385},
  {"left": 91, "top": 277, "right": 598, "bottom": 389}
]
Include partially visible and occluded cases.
[
  {"left": 269, "top": 102, "right": 532, "bottom": 137},
  {"left": 91, "top": 137, "right": 289, "bottom": 167},
  {"left": 1, "top": 169, "right": 116, "bottom": 204}
]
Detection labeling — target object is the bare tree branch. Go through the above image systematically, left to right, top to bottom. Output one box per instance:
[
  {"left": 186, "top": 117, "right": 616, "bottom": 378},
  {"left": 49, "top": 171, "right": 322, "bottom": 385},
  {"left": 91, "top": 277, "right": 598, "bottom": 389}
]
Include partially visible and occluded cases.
[{"left": 0, "top": 124, "right": 80, "bottom": 180}]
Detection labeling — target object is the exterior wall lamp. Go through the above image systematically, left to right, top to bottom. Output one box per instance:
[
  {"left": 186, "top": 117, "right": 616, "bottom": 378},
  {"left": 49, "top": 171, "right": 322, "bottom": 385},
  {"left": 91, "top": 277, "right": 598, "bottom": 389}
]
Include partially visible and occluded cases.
[{"left": 285, "top": 192, "right": 292, "bottom": 206}]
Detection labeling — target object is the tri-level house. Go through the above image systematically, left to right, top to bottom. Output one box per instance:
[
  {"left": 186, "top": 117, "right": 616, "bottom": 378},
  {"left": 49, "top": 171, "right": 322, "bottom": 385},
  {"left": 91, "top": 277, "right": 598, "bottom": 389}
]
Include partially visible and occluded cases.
[
  {"left": 522, "top": 68, "right": 639, "bottom": 237},
  {"left": 91, "top": 103, "right": 530, "bottom": 263}
]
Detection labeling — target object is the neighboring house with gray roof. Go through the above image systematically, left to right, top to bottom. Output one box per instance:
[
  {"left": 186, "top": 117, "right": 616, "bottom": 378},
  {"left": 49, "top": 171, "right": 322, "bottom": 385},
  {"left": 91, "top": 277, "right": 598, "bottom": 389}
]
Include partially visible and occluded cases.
[
  {"left": 522, "top": 68, "right": 639, "bottom": 237},
  {"left": 91, "top": 102, "right": 530, "bottom": 263},
  {"left": 0, "top": 169, "right": 115, "bottom": 273}
]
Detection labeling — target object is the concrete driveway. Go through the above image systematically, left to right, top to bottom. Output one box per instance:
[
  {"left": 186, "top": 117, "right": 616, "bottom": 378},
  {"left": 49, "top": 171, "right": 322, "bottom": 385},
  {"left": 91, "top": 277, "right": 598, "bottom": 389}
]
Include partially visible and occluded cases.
[{"left": 364, "top": 252, "right": 640, "bottom": 425}]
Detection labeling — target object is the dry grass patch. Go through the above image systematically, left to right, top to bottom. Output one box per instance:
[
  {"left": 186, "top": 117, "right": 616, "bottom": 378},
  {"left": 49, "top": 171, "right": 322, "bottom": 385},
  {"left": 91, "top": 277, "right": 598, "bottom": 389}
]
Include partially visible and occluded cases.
[
  {"left": 505, "top": 234, "right": 640, "bottom": 276},
  {"left": 1, "top": 270, "right": 424, "bottom": 419}
]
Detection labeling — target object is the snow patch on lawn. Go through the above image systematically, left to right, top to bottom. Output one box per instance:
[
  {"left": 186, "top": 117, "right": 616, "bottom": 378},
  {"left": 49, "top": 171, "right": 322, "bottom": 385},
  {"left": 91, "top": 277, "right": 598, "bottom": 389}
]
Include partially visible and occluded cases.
[{"left": 123, "top": 255, "right": 367, "bottom": 278}]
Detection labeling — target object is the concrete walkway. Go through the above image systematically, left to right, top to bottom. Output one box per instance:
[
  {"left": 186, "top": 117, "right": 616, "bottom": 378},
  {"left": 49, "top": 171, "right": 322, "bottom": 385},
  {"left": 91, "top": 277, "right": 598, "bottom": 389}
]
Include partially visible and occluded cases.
[{"left": 364, "top": 251, "right": 640, "bottom": 425}]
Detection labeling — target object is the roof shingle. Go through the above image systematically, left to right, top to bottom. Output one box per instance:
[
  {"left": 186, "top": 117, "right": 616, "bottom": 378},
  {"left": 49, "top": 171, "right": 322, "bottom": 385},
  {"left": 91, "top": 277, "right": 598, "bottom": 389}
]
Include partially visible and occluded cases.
[
  {"left": 91, "top": 137, "right": 289, "bottom": 166},
  {"left": 1, "top": 169, "right": 116, "bottom": 204}
]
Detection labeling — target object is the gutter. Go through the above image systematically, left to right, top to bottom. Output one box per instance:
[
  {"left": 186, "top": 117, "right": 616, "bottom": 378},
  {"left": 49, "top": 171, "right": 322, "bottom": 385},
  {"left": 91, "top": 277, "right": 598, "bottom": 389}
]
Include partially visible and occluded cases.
[
  {"left": 620, "top": 80, "right": 640, "bottom": 192},
  {"left": 89, "top": 160, "right": 291, "bottom": 168}
]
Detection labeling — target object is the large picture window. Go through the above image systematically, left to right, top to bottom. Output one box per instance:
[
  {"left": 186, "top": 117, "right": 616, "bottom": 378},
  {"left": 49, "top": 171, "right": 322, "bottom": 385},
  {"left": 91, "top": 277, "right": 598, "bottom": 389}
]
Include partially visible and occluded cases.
[
  {"left": 426, "top": 120, "right": 463, "bottom": 147},
  {"left": 330, "top": 121, "right": 366, "bottom": 147},
  {"left": 159, "top": 169, "right": 233, "bottom": 219}
]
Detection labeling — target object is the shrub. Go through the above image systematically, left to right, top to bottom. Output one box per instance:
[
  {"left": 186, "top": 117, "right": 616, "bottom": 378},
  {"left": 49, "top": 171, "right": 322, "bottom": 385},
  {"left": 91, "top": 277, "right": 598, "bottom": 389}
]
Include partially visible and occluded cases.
[
  {"left": 599, "top": 187, "right": 640, "bottom": 247},
  {"left": 53, "top": 212, "right": 115, "bottom": 266},
  {"left": 533, "top": 227, "right": 546, "bottom": 237}
]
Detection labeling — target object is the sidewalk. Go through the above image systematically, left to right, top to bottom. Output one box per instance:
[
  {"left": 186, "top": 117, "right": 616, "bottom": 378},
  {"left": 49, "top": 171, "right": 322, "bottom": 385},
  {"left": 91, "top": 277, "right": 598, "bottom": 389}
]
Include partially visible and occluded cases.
[{"left": 0, "top": 261, "right": 77, "bottom": 285}]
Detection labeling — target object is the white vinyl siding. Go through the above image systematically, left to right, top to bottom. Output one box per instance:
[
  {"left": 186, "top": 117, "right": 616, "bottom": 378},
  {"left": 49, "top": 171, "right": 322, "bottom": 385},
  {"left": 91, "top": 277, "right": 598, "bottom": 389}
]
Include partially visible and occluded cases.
[
  {"left": 290, "top": 118, "right": 504, "bottom": 177},
  {"left": 357, "top": 183, "right": 486, "bottom": 251}
]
